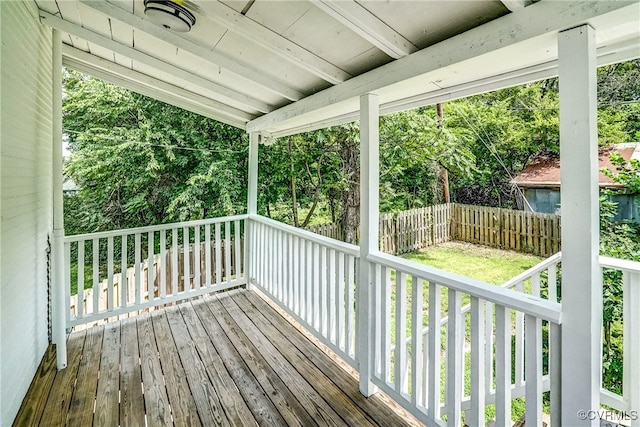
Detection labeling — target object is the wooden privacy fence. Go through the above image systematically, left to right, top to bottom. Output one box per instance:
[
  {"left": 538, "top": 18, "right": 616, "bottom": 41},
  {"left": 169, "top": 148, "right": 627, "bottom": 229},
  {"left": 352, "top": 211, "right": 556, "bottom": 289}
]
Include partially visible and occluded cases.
[
  {"left": 307, "top": 203, "right": 561, "bottom": 257},
  {"left": 305, "top": 204, "right": 452, "bottom": 255},
  {"left": 379, "top": 204, "right": 451, "bottom": 254},
  {"left": 450, "top": 204, "right": 561, "bottom": 257},
  {"left": 304, "top": 222, "right": 344, "bottom": 241}
]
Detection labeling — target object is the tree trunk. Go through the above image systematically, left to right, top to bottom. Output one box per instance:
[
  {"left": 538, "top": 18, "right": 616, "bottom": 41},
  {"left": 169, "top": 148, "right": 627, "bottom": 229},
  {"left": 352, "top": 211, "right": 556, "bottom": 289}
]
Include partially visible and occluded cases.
[
  {"left": 437, "top": 103, "right": 450, "bottom": 204},
  {"left": 340, "top": 137, "right": 360, "bottom": 244},
  {"left": 287, "top": 139, "right": 299, "bottom": 227},
  {"left": 329, "top": 194, "right": 336, "bottom": 223}
]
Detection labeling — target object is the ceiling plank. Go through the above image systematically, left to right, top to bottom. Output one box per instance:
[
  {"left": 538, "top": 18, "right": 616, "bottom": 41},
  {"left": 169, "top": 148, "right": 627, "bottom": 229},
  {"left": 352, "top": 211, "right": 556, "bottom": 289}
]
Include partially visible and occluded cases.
[
  {"left": 79, "top": 0, "right": 304, "bottom": 102},
  {"left": 189, "top": 0, "right": 352, "bottom": 85},
  {"left": 247, "top": 0, "right": 637, "bottom": 133},
  {"left": 310, "top": 0, "right": 417, "bottom": 59},
  {"left": 500, "top": 0, "right": 533, "bottom": 12},
  {"left": 39, "top": 10, "right": 273, "bottom": 113},
  {"left": 62, "top": 44, "right": 253, "bottom": 127}
]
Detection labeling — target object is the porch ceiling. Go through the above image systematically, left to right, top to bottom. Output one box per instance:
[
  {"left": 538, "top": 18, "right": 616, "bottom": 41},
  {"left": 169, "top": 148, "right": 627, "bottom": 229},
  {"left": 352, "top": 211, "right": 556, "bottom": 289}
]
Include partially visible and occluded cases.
[{"left": 35, "top": 0, "right": 640, "bottom": 136}]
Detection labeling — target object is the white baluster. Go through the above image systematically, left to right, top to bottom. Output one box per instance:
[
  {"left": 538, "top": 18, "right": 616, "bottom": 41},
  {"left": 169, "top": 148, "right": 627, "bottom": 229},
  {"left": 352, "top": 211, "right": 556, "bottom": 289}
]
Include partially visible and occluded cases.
[
  {"left": 107, "top": 236, "right": 114, "bottom": 310},
  {"left": 76, "top": 241, "right": 85, "bottom": 318},
  {"left": 411, "top": 277, "right": 424, "bottom": 406},
  {"left": 427, "top": 281, "right": 441, "bottom": 420},
  {"left": 446, "top": 289, "right": 462, "bottom": 426},
  {"left": 470, "top": 297, "right": 485, "bottom": 426},
  {"left": 495, "top": 305, "right": 512, "bottom": 427},
  {"left": 525, "top": 313, "right": 542, "bottom": 426}
]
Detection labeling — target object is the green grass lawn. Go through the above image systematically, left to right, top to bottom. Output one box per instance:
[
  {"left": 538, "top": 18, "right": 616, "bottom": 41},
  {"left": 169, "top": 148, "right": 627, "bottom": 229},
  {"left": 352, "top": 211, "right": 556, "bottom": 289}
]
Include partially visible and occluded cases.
[{"left": 402, "top": 241, "right": 542, "bottom": 285}]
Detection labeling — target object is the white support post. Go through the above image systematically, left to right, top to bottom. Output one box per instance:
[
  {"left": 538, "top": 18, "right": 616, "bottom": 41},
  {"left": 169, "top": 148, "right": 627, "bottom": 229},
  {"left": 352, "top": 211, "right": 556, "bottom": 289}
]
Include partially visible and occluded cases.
[
  {"left": 558, "top": 24, "right": 601, "bottom": 426},
  {"left": 51, "top": 29, "right": 67, "bottom": 370},
  {"left": 357, "top": 92, "right": 379, "bottom": 396},
  {"left": 246, "top": 132, "right": 259, "bottom": 289}
]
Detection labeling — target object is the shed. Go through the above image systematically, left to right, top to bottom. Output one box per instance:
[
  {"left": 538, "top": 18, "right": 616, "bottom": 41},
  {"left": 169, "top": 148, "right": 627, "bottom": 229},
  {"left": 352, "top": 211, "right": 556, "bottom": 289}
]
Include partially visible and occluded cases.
[{"left": 512, "top": 143, "right": 640, "bottom": 221}]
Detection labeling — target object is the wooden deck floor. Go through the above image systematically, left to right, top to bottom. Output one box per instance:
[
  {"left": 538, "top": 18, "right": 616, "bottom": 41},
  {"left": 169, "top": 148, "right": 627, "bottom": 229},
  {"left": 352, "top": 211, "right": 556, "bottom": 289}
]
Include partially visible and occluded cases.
[{"left": 14, "top": 289, "right": 420, "bottom": 426}]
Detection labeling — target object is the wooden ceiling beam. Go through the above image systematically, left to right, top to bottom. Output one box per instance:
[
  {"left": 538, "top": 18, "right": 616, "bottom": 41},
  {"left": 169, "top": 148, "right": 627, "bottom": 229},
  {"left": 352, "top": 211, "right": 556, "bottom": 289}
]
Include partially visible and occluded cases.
[
  {"left": 79, "top": 0, "right": 304, "bottom": 102},
  {"left": 189, "top": 0, "right": 352, "bottom": 85},
  {"left": 310, "top": 0, "right": 417, "bottom": 59},
  {"left": 500, "top": 0, "right": 533, "bottom": 12},
  {"left": 247, "top": 1, "right": 637, "bottom": 133},
  {"left": 39, "top": 10, "right": 273, "bottom": 113}
]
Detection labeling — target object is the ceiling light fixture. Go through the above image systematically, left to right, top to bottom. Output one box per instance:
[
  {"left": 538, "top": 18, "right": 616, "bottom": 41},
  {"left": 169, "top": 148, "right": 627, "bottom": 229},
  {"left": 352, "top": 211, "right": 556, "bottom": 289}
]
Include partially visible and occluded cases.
[{"left": 143, "top": 0, "right": 196, "bottom": 33}]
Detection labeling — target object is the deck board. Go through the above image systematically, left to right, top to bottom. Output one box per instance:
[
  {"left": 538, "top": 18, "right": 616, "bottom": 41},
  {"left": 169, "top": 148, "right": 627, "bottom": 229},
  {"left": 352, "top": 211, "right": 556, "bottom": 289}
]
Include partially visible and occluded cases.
[
  {"left": 14, "top": 289, "right": 421, "bottom": 427},
  {"left": 242, "top": 290, "right": 416, "bottom": 427},
  {"left": 218, "top": 292, "right": 374, "bottom": 426},
  {"left": 233, "top": 292, "right": 381, "bottom": 426},
  {"left": 191, "top": 295, "right": 292, "bottom": 426},
  {"left": 203, "top": 295, "right": 316, "bottom": 426},
  {"left": 215, "top": 295, "right": 348, "bottom": 426},
  {"left": 177, "top": 302, "right": 258, "bottom": 426},
  {"left": 165, "top": 306, "right": 229, "bottom": 426},
  {"left": 152, "top": 311, "right": 202, "bottom": 427},
  {"left": 137, "top": 313, "right": 172, "bottom": 426},
  {"left": 119, "top": 319, "right": 146, "bottom": 427},
  {"left": 94, "top": 322, "right": 120, "bottom": 426},
  {"left": 68, "top": 325, "right": 103, "bottom": 426},
  {"left": 40, "top": 329, "right": 86, "bottom": 426},
  {"left": 12, "top": 346, "right": 57, "bottom": 427}
]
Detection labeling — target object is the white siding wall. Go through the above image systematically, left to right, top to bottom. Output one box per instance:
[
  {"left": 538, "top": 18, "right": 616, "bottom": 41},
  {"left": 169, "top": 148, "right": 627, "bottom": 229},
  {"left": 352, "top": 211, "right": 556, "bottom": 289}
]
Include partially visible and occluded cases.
[{"left": 0, "top": 1, "right": 54, "bottom": 424}]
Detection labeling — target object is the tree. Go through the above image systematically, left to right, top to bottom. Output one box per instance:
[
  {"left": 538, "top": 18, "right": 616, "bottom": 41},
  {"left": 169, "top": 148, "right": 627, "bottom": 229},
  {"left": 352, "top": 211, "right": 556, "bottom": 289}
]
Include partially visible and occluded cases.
[
  {"left": 63, "top": 70, "right": 247, "bottom": 234},
  {"left": 380, "top": 108, "right": 475, "bottom": 210}
]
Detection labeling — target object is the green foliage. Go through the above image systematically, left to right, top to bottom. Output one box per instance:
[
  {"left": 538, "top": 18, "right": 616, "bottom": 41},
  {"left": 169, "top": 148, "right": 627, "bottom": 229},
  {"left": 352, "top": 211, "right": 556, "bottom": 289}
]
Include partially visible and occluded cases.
[
  {"left": 598, "top": 59, "right": 640, "bottom": 140},
  {"left": 63, "top": 70, "right": 247, "bottom": 234},
  {"left": 444, "top": 83, "right": 560, "bottom": 207},
  {"left": 379, "top": 109, "right": 475, "bottom": 211},
  {"left": 260, "top": 112, "right": 476, "bottom": 224},
  {"left": 602, "top": 150, "right": 640, "bottom": 196},
  {"left": 599, "top": 197, "right": 640, "bottom": 394}
]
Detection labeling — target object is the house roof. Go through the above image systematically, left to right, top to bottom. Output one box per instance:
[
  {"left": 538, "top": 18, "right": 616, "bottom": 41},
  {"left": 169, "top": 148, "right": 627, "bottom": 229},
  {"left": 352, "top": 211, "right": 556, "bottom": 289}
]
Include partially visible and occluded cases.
[
  {"left": 35, "top": 1, "right": 640, "bottom": 138},
  {"left": 512, "top": 144, "right": 640, "bottom": 188}
]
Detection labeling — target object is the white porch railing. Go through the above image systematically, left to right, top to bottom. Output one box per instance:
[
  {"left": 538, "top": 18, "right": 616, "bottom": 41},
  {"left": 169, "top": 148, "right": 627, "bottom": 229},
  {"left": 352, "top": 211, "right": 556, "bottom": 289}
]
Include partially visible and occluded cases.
[
  {"left": 62, "top": 214, "right": 639, "bottom": 426},
  {"left": 64, "top": 215, "right": 247, "bottom": 328},
  {"left": 246, "top": 215, "right": 563, "bottom": 426},
  {"left": 249, "top": 215, "right": 360, "bottom": 367},
  {"left": 428, "top": 249, "right": 639, "bottom": 425},
  {"left": 366, "top": 251, "right": 562, "bottom": 427},
  {"left": 386, "top": 252, "right": 563, "bottom": 424},
  {"left": 486, "top": 252, "right": 640, "bottom": 422},
  {"left": 599, "top": 256, "right": 640, "bottom": 424}
]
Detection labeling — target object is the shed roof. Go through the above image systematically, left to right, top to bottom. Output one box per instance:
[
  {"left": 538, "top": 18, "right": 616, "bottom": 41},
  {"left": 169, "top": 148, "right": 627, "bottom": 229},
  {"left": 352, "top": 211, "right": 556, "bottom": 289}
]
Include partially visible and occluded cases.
[
  {"left": 35, "top": 0, "right": 640, "bottom": 138},
  {"left": 512, "top": 144, "right": 639, "bottom": 188}
]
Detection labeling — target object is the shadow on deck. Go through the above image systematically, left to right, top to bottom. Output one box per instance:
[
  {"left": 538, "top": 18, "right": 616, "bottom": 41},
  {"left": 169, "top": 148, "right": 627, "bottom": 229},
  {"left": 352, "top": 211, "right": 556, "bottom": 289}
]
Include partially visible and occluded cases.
[{"left": 14, "top": 289, "right": 420, "bottom": 426}]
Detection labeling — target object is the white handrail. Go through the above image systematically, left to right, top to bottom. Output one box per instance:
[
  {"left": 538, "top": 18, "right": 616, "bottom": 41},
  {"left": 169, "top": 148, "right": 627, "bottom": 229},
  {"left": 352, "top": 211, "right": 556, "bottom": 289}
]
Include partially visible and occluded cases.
[
  {"left": 65, "top": 214, "right": 248, "bottom": 242},
  {"left": 250, "top": 214, "right": 360, "bottom": 257},
  {"left": 368, "top": 249, "right": 562, "bottom": 425},
  {"left": 368, "top": 250, "right": 562, "bottom": 323},
  {"left": 393, "top": 251, "right": 562, "bottom": 351},
  {"left": 501, "top": 251, "right": 562, "bottom": 290},
  {"left": 600, "top": 255, "right": 640, "bottom": 272}
]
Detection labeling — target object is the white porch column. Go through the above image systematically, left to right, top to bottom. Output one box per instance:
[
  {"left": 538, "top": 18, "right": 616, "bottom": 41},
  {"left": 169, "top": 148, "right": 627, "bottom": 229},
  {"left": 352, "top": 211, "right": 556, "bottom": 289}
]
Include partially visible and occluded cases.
[
  {"left": 559, "top": 24, "right": 601, "bottom": 425},
  {"left": 51, "top": 29, "right": 67, "bottom": 370},
  {"left": 357, "top": 93, "right": 379, "bottom": 396},
  {"left": 246, "top": 132, "right": 259, "bottom": 289}
]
